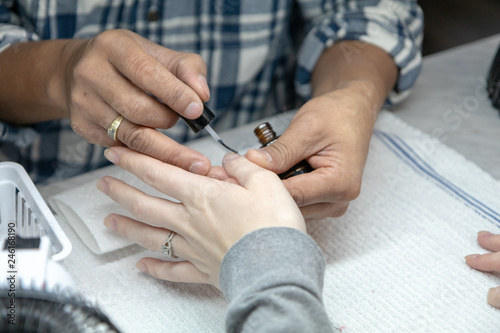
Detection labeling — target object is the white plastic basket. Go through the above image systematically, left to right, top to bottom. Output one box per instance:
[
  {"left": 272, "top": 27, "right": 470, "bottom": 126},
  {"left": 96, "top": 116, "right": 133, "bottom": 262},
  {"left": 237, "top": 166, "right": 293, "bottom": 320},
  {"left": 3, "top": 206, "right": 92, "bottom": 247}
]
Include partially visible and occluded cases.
[{"left": 0, "top": 162, "right": 71, "bottom": 261}]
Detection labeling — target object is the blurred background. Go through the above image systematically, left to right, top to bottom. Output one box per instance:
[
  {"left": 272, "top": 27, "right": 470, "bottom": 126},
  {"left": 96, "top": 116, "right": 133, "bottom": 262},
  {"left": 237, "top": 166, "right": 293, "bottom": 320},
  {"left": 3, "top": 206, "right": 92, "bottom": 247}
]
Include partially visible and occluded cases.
[{"left": 419, "top": 0, "right": 500, "bottom": 55}]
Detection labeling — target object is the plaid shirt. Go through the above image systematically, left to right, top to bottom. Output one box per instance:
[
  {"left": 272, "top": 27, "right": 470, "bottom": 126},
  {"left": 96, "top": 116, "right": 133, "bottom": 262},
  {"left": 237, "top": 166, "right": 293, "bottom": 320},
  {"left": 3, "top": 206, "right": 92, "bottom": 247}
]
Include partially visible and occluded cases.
[{"left": 0, "top": 0, "right": 423, "bottom": 183}]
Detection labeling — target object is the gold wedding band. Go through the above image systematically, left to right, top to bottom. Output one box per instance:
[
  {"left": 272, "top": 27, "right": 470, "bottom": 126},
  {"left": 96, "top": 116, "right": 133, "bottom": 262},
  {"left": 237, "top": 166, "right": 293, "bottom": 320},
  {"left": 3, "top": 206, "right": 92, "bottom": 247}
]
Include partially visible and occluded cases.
[{"left": 107, "top": 115, "right": 124, "bottom": 141}]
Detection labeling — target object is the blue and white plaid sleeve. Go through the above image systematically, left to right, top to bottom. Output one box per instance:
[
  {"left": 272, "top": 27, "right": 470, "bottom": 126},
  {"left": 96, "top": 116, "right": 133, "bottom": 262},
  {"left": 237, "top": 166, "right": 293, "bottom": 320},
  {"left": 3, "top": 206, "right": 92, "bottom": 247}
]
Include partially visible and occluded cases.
[
  {"left": 295, "top": 0, "right": 424, "bottom": 105},
  {"left": 0, "top": 2, "right": 41, "bottom": 146},
  {"left": 0, "top": 2, "right": 39, "bottom": 52}
]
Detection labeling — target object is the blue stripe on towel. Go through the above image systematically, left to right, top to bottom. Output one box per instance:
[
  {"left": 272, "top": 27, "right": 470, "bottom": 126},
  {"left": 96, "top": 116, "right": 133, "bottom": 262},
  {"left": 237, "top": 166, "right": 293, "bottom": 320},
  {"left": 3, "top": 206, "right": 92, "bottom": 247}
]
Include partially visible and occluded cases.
[{"left": 374, "top": 130, "right": 500, "bottom": 227}]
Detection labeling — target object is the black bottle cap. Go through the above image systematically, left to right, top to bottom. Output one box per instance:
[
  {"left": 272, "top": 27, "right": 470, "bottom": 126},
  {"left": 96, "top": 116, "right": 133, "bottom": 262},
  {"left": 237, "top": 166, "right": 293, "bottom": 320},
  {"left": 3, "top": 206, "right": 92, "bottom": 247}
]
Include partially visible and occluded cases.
[{"left": 180, "top": 104, "right": 215, "bottom": 133}]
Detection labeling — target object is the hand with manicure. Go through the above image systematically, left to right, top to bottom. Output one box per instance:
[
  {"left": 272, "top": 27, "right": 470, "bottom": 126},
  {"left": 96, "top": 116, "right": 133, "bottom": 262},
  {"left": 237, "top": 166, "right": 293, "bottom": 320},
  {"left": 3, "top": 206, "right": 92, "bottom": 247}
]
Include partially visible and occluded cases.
[{"left": 96, "top": 147, "right": 306, "bottom": 288}]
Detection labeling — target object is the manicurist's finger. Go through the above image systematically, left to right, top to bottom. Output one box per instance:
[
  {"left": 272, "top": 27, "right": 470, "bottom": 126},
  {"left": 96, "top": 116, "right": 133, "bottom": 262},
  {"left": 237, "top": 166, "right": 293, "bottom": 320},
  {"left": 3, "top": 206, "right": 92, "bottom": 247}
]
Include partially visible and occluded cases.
[
  {"left": 106, "top": 32, "right": 204, "bottom": 120},
  {"left": 134, "top": 36, "right": 210, "bottom": 102},
  {"left": 88, "top": 66, "right": 178, "bottom": 129},
  {"left": 111, "top": 123, "right": 210, "bottom": 175},
  {"left": 465, "top": 252, "right": 500, "bottom": 272},
  {"left": 137, "top": 258, "right": 212, "bottom": 285}
]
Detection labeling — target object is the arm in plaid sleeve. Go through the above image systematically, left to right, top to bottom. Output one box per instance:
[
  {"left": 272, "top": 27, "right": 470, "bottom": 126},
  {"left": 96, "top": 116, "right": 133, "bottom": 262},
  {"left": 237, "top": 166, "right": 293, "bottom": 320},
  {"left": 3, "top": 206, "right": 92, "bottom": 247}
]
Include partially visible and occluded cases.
[
  {"left": 246, "top": 0, "right": 423, "bottom": 220},
  {"left": 296, "top": 0, "right": 423, "bottom": 105},
  {"left": 0, "top": 1, "right": 41, "bottom": 146},
  {"left": 0, "top": 1, "right": 39, "bottom": 53}
]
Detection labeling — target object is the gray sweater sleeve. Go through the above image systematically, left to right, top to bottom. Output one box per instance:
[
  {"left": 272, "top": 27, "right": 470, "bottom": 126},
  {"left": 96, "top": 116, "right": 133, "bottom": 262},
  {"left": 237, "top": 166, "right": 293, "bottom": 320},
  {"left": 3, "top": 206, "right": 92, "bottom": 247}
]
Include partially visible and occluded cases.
[{"left": 220, "top": 227, "right": 333, "bottom": 333}]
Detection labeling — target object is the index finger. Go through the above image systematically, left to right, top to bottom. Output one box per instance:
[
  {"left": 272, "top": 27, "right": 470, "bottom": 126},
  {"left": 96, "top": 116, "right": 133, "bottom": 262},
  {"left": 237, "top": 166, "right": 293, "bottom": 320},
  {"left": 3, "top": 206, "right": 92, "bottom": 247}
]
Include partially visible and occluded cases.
[
  {"left": 105, "top": 31, "right": 205, "bottom": 119},
  {"left": 115, "top": 120, "right": 211, "bottom": 175}
]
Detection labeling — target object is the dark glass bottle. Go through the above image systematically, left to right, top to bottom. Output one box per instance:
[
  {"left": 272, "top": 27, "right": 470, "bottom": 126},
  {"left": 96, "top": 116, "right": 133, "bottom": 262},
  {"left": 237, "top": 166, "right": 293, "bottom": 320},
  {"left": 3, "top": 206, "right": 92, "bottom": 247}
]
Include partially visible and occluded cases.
[{"left": 254, "top": 122, "right": 314, "bottom": 179}]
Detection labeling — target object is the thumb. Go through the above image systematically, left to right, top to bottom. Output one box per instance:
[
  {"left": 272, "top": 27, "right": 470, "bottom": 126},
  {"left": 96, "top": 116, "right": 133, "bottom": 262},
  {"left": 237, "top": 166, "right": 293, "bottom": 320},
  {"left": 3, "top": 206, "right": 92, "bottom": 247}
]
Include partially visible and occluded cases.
[{"left": 246, "top": 132, "right": 311, "bottom": 174}]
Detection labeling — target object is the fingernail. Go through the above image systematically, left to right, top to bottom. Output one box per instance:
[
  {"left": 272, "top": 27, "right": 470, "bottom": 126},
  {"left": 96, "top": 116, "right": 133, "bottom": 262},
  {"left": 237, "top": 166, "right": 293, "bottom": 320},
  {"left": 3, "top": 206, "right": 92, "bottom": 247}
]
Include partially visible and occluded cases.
[
  {"left": 198, "top": 75, "right": 210, "bottom": 99},
  {"left": 185, "top": 102, "right": 203, "bottom": 119},
  {"left": 104, "top": 148, "right": 119, "bottom": 164},
  {"left": 255, "top": 148, "right": 272, "bottom": 162},
  {"left": 223, "top": 153, "right": 239, "bottom": 161},
  {"left": 189, "top": 161, "right": 208, "bottom": 175},
  {"left": 96, "top": 177, "right": 109, "bottom": 195},
  {"left": 103, "top": 215, "right": 117, "bottom": 232},
  {"left": 478, "top": 231, "right": 492, "bottom": 237},
  {"left": 464, "top": 254, "right": 480, "bottom": 261},
  {"left": 136, "top": 261, "right": 148, "bottom": 273},
  {"left": 487, "top": 286, "right": 500, "bottom": 308}
]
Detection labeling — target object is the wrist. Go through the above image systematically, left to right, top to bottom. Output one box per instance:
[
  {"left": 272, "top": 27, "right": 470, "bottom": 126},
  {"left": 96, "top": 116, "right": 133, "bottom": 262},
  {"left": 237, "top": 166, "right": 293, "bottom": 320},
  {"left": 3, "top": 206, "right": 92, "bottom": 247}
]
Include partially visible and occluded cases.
[
  {"left": 46, "top": 39, "right": 88, "bottom": 116},
  {"left": 311, "top": 41, "right": 397, "bottom": 112},
  {"left": 334, "top": 79, "right": 384, "bottom": 116},
  {"left": 316, "top": 80, "right": 381, "bottom": 124}
]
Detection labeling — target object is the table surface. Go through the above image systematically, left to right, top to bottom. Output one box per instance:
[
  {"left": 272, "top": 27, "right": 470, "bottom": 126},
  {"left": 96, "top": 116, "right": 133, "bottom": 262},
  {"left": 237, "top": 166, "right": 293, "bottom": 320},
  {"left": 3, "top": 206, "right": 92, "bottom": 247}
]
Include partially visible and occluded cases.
[{"left": 394, "top": 34, "right": 500, "bottom": 179}]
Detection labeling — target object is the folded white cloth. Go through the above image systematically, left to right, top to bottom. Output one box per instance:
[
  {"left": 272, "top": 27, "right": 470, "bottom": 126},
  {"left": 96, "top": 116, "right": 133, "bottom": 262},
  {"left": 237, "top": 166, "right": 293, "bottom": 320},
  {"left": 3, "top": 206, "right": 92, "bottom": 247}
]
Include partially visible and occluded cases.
[
  {"left": 49, "top": 110, "right": 500, "bottom": 332},
  {"left": 50, "top": 167, "right": 168, "bottom": 254}
]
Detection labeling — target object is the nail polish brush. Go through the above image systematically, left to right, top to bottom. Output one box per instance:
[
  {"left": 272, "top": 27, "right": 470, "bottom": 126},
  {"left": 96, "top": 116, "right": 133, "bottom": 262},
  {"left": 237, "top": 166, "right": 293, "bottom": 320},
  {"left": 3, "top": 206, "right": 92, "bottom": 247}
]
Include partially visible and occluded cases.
[{"left": 180, "top": 105, "right": 239, "bottom": 154}]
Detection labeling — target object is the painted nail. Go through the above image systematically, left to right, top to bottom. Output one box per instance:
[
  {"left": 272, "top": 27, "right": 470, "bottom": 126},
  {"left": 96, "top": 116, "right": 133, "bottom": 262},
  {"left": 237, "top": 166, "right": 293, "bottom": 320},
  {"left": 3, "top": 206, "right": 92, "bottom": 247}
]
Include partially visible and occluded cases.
[
  {"left": 185, "top": 102, "right": 203, "bottom": 119},
  {"left": 104, "top": 148, "right": 118, "bottom": 164},
  {"left": 103, "top": 215, "right": 117, "bottom": 232},
  {"left": 464, "top": 254, "right": 480, "bottom": 261},
  {"left": 136, "top": 261, "right": 148, "bottom": 273},
  {"left": 487, "top": 286, "right": 500, "bottom": 308}
]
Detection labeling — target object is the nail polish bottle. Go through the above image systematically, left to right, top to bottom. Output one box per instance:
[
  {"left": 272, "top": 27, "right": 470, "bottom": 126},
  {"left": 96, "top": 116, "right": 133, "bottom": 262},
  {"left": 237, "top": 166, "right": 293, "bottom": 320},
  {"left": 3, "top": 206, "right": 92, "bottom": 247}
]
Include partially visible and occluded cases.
[{"left": 254, "top": 122, "right": 314, "bottom": 179}]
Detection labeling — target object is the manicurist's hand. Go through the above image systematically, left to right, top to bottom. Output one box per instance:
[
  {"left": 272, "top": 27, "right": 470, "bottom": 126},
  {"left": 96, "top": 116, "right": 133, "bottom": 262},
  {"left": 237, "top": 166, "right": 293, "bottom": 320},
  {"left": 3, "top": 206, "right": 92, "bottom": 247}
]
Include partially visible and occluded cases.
[
  {"left": 0, "top": 29, "right": 211, "bottom": 174},
  {"left": 247, "top": 41, "right": 398, "bottom": 220},
  {"left": 246, "top": 85, "right": 374, "bottom": 220},
  {"left": 96, "top": 147, "right": 306, "bottom": 288},
  {"left": 465, "top": 231, "right": 500, "bottom": 309}
]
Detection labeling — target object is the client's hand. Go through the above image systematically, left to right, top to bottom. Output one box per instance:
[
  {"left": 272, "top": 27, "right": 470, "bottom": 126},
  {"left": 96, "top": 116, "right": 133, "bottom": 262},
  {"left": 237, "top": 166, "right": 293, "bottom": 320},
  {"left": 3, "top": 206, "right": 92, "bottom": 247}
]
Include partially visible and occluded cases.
[
  {"left": 97, "top": 147, "right": 306, "bottom": 288},
  {"left": 465, "top": 231, "right": 500, "bottom": 309}
]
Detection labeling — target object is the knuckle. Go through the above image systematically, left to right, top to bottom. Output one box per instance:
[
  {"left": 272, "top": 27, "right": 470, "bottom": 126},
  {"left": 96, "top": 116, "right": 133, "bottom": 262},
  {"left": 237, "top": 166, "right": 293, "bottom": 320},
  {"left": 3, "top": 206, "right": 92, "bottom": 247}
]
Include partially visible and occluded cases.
[
  {"left": 93, "top": 29, "right": 120, "bottom": 48},
  {"left": 179, "top": 53, "right": 205, "bottom": 70},
  {"left": 128, "top": 56, "right": 160, "bottom": 82},
  {"left": 163, "top": 79, "right": 187, "bottom": 108},
  {"left": 120, "top": 96, "right": 150, "bottom": 122},
  {"left": 122, "top": 127, "right": 154, "bottom": 153},
  {"left": 87, "top": 128, "right": 106, "bottom": 145},
  {"left": 269, "top": 142, "right": 295, "bottom": 168},
  {"left": 154, "top": 144, "right": 184, "bottom": 166},
  {"left": 142, "top": 166, "right": 162, "bottom": 188},
  {"left": 248, "top": 169, "right": 276, "bottom": 185},
  {"left": 338, "top": 177, "right": 362, "bottom": 201},
  {"left": 288, "top": 182, "right": 306, "bottom": 207},
  {"left": 343, "top": 182, "right": 362, "bottom": 201},
  {"left": 190, "top": 183, "right": 219, "bottom": 208},
  {"left": 130, "top": 200, "right": 146, "bottom": 220},
  {"left": 330, "top": 204, "right": 349, "bottom": 218},
  {"left": 141, "top": 233, "right": 160, "bottom": 252}
]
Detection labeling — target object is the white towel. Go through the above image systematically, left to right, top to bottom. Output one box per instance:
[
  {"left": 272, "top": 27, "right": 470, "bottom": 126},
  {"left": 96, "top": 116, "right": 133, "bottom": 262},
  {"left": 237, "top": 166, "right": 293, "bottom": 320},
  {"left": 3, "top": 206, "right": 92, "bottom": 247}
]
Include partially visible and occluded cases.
[{"left": 49, "top": 110, "right": 500, "bottom": 332}]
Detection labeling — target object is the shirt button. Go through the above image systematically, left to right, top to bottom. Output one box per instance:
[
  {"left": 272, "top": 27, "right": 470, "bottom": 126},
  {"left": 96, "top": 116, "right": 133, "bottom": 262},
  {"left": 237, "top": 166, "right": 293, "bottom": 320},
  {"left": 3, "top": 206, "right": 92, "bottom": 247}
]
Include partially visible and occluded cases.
[{"left": 147, "top": 7, "right": 160, "bottom": 22}]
